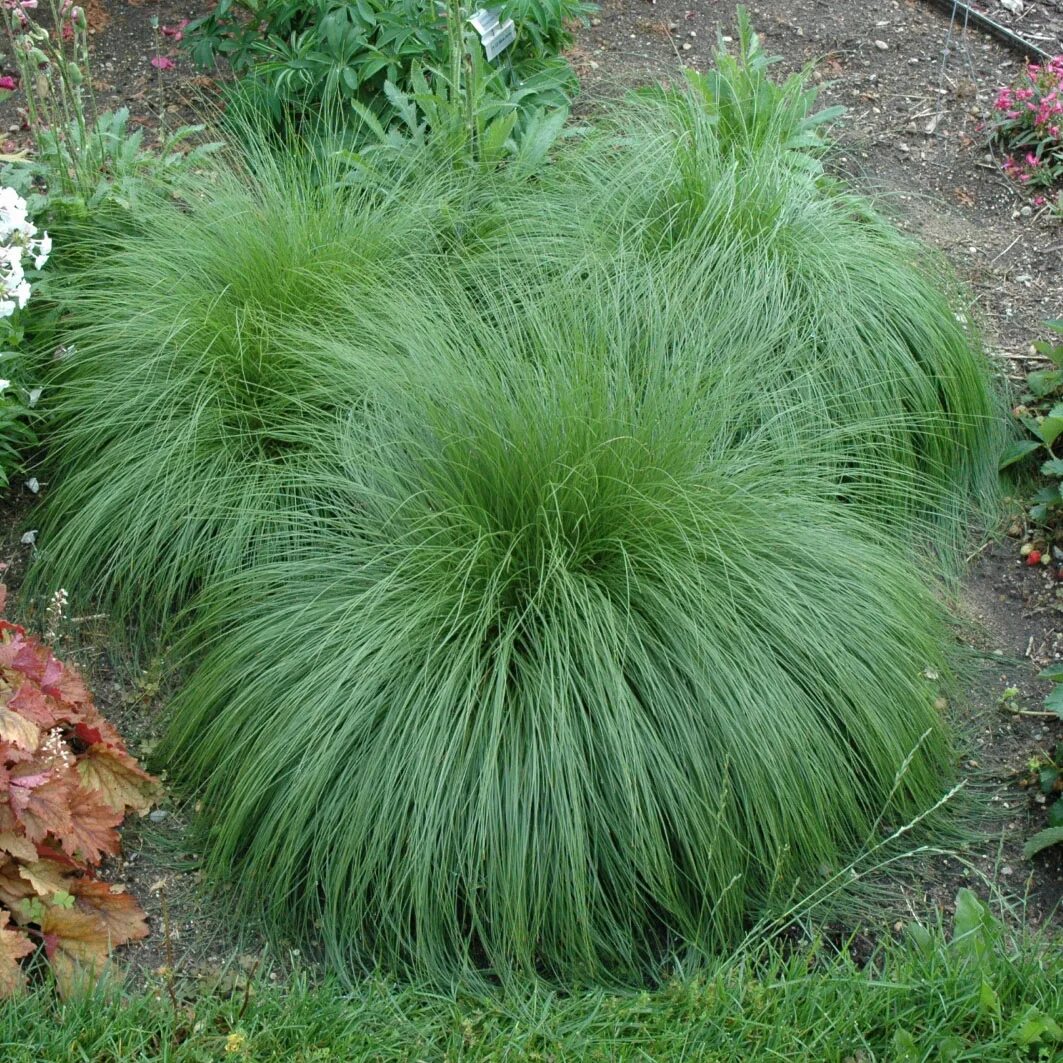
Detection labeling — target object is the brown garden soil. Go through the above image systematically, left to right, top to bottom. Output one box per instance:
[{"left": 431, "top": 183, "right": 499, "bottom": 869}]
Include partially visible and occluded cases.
[{"left": 1, "top": 0, "right": 1061, "bottom": 987}]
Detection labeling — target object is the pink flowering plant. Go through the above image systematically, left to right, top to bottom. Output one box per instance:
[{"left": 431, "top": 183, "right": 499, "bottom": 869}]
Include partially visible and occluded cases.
[{"left": 988, "top": 55, "right": 1063, "bottom": 194}]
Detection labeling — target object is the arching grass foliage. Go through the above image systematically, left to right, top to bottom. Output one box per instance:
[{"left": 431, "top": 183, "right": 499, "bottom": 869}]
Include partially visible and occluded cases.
[
  {"left": 23, "top": 17, "right": 1009, "bottom": 988},
  {"left": 163, "top": 337, "right": 956, "bottom": 985}
]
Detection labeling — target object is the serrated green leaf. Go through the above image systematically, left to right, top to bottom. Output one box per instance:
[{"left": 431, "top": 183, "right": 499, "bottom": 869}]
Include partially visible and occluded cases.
[
  {"left": 1027, "top": 368, "right": 1063, "bottom": 397},
  {"left": 1039, "top": 416, "right": 1063, "bottom": 447},
  {"left": 999, "top": 439, "right": 1042, "bottom": 469},
  {"left": 1037, "top": 662, "right": 1063, "bottom": 682},
  {"left": 1044, "top": 685, "right": 1063, "bottom": 719},
  {"left": 1047, "top": 799, "right": 1063, "bottom": 829},
  {"left": 1021, "top": 825, "right": 1063, "bottom": 859},
  {"left": 1011, "top": 1003, "right": 1063, "bottom": 1045},
  {"left": 1013, "top": 1006, "right": 1063, "bottom": 1045}
]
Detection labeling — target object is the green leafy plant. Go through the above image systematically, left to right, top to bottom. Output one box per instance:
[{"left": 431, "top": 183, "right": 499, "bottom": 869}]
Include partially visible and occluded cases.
[
  {"left": 184, "top": 0, "right": 589, "bottom": 134},
  {"left": 0, "top": 2, "right": 219, "bottom": 254},
  {"left": 640, "top": 6, "right": 842, "bottom": 176},
  {"left": 16, "top": 110, "right": 220, "bottom": 244},
  {"left": 0, "top": 185, "right": 51, "bottom": 488},
  {"left": 1000, "top": 320, "right": 1063, "bottom": 525},
  {"left": 162, "top": 332, "right": 958, "bottom": 985},
  {"left": 0, "top": 586, "right": 159, "bottom": 998},
  {"left": 1018, "top": 738, "right": 1063, "bottom": 859}
]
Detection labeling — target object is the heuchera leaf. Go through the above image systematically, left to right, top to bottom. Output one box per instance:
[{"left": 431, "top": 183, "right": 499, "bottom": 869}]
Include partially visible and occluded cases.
[
  {"left": 0, "top": 584, "right": 158, "bottom": 995},
  {"left": 7, "top": 683, "right": 58, "bottom": 729},
  {"left": 0, "top": 705, "right": 39, "bottom": 753},
  {"left": 77, "top": 745, "right": 159, "bottom": 814},
  {"left": 9, "top": 771, "right": 73, "bottom": 844},
  {"left": 58, "top": 788, "right": 123, "bottom": 864},
  {"left": 0, "top": 804, "right": 35, "bottom": 862},
  {"left": 0, "top": 857, "right": 35, "bottom": 910},
  {"left": 17, "top": 857, "right": 72, "bottom": 898},
  {"left": 71, "top": 880, "right": 149, "bottom": 947},
  {"left": 40, "top": 905, "right": 112, "bottom": 997},
  {"left": 0, "top": 909, "right": 33, "bottom": 998}
]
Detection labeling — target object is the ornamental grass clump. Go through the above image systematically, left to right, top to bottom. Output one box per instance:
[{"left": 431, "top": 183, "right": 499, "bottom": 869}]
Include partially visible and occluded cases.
[
  {"left": 459, "top": 23, "right": 1004, "bottom": 554},
  {"left": 23, "top": 147, "right": 466, "bottom": 644},
  {"left": 162, "top": 320, "right": 956, "bottom": 986}
]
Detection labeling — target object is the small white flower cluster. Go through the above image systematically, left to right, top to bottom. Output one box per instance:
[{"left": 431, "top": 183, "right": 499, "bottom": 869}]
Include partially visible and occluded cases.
[{"left": 0, "top": 186, "right": 50, "bottom": 318}]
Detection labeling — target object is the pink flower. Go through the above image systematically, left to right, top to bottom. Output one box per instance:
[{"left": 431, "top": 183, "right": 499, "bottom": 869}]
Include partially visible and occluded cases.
[
  {"left": 161, "top": 19, "right": 189, "bottom": 41},
  {"left": 150, "top": 55, "right": 175, "bottom": 71},
  {"left": 0, "top": 76, "right": 16, "bottom": 92},
  {"left": 1026, "top": 151, "right": 1041, "bottom": 167},
  {"left": 1034, "top": 195, "right": 1047, "bottom": 206}
]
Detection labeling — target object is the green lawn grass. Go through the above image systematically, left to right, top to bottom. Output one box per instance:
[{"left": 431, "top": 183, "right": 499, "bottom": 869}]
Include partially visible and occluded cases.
[{"left": 2, "top": 893, "right": 1059, "bottom": 1061}]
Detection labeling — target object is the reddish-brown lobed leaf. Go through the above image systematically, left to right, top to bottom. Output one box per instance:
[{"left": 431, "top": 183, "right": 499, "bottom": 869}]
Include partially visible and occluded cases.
[
  {"left": 0, "top": 585, "right": 158, "bottom": 996},
  {"left": 7, "top": 683, "right": 58, "bottom": 729},
  {"left": 0, "top": 704, "right": 39, "bottom": 753},
  {"left": 77, "top": 745, "right": 159, "bottom": 814},
  {"left": 9, "top": 770, "right": 73, "bottom": 844},
  {"left": 59, "top": 787, "right": 123, "bottom": 865},
  {"left": 0, "top": 857, "right": 34, "bottom": 909},
  {"left": 18, "top": 858, "right": 73, "bottom": 897},
  {"left": 71, "top": 880, "right": 148, "bottom": 947},
  {"left": 40, "top": 905, "right": 111, "bottom": 997},
  {"left": 0, "top": 909, "right": 33, "bottom": 998}
]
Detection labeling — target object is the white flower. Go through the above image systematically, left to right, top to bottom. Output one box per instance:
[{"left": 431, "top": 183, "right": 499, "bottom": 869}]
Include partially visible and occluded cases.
[
  {"left": 0, "top": 187, "right": 34, "bottom": 242},
  {"left": 30, "top": 232, "right": 50, "bottom": 269},
  {"left": 0, "top": 243, "right": 23, "bottom": 272},
  {"left": 5, "top": 278, "right": 30, "bottom": 309},
  {"left": 0, "top": 379, "right": 10, "bottom": 392},
  {"left": 27, "top": 386, "right": 41, "bottom": 406}
]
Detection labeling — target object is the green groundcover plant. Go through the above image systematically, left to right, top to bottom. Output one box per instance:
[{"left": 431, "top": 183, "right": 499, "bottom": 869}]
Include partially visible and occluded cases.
[{"left": 161, "top": 337, "right": 958, "bottom": 985}]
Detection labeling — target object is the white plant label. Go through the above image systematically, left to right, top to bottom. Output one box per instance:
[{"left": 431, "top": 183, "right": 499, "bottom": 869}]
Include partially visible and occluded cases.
[{"left": 468, "top": 7, "right": 515, "bottom": 60}]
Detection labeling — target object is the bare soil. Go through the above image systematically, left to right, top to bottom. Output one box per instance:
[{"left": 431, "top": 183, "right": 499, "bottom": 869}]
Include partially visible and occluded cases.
[{"left": 1, "top": 0, "right": 1060, "bottom": 984}]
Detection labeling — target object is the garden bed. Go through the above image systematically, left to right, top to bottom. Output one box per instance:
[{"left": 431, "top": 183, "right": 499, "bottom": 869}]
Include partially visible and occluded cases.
[{"left": 0, "top": 0, "right": 1059, "bottom": 1040}]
